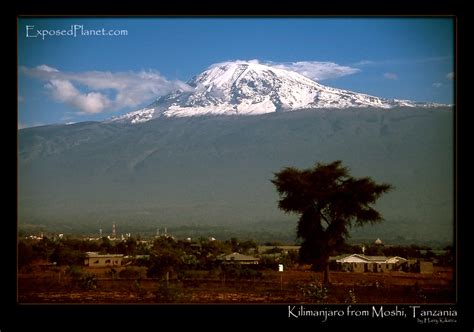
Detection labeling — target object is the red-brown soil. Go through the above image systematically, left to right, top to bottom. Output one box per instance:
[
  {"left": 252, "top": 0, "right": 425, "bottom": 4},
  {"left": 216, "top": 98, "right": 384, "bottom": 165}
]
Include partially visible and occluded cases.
[{"left": 17, "top": 265, "right": 454, "bottom": 304}]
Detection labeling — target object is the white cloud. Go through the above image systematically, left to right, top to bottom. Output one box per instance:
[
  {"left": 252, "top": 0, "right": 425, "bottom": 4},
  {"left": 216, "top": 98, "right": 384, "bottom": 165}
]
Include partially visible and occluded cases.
[
  {"left": 211, "top": 59, "right": 360, "bottom": 81},
  {"left": 247, "top": 59, "right": 260, "bottom": 64},
  {"left": 265, "top": 60, "right": 360, "bottom": 81},
  {"left": 353, "top": 60, "right": 374, "bottom": 66},
  {"left": 36, "top": 64, "right": 59, "bottom": 72},
  {"left": 22, "top": 65, "right": 192, "bottom": 114},
  {"left": 383, "top": 72, "right": 398, "bottom": 80},
  {"left": 446, "top": 72, "right": 454, "bottom": 80},
  {"left": 44, "top": 79, "right": 110, "bottom": 114},
  {"left": 45, "top": 79, "right": 80, "bottom": 102},
  {"left": 432, "top": 82, "right": 443, "bottom": 88},
  {"left": 18, "top": 95, "right": 24, "bottom": 103}
]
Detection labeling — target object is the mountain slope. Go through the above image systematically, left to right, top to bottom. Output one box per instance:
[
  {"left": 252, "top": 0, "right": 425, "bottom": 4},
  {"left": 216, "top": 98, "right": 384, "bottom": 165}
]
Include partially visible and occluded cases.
[
  {"left": 108, "top": 61, "right": 432, "bottom": 123},
  {"left": 19, "top": 107, "right": 453, "bottom": 244}
]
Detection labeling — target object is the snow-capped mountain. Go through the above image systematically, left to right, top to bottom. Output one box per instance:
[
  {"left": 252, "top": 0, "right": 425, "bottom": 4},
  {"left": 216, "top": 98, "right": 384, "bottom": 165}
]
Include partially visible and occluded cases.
[{"left": 109, "top": 61, "right": 429, "bottom": 124}]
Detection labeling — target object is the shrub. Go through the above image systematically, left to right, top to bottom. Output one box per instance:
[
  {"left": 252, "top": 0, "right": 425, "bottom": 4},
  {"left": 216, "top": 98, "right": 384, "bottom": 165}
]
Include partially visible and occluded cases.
[
  {"left": 147, "top": 249, "right": 182, "bottom": 278},
  {"left": 220, "top": 264, "right": 262, "bottom": 280},
  {"left": 65, "top": 265, "right": 84, "bottom": 279},
  {"left": 64, "top": 266, "right": 96, "bottom": 289},
  {"left": 119, "top": 267, "right": 143, "bottom": 279},
  {"left": 81, "top": 273, "right": 97, "bottom": 290},
  {"left": 300, "top": 280, "right": 329, "bottom": 303},
  {"left": 154, "top": 281, "right": 183, "bottom": 303},
  {"left": 345, "top": 289, "right": 357, "bottom": 304}
]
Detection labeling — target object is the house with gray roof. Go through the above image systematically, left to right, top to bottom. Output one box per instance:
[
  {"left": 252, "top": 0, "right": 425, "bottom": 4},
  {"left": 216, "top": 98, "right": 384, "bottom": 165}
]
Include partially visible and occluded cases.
[
  {"left": 217, "top": 252, "right": 260, "bottom": 265},
  {"left": 331, "top": 254, "right": 407, "bottom": 272}
]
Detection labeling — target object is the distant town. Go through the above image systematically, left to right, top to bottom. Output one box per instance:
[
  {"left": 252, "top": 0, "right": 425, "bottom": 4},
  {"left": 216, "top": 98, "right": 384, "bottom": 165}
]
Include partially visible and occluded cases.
[{"left": 18, "top": 223, "right": 454, "bottom": 304}]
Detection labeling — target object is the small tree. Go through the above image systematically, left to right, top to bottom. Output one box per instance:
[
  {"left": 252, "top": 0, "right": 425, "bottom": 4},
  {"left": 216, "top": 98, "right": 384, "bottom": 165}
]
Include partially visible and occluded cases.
[
  {"left": 272, "top": 160, "right": 392, "bottom": 285},
  {"left": 50, "top": 245, "right": 85, "bottom": 266},
  {"left": 147, "top": 248, "right": 182, "bottom": 279}
]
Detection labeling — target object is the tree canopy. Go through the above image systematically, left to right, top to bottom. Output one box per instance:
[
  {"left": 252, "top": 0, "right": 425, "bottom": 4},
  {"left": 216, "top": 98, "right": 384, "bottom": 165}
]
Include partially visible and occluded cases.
[{"left": 272, "top": 160, "right": 392, "bottom": 284}]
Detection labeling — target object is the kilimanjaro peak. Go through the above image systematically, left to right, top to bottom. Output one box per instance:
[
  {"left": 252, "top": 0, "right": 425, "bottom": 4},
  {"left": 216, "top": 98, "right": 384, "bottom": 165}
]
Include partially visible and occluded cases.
[{"left": 109, "top": 61, "right": 428, "bottom": 124}]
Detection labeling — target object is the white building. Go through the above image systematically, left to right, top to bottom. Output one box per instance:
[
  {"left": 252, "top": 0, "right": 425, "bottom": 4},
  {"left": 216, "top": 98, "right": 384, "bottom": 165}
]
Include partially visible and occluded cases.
[
  {"left": 84, "top": 252, "right": 124, "bottom": 267},
  {"left": 217, "top": 252, "right": 260, "bottom": 265},
  {"left": 333, "top": 254, "right": 407, "bottom": 272}
]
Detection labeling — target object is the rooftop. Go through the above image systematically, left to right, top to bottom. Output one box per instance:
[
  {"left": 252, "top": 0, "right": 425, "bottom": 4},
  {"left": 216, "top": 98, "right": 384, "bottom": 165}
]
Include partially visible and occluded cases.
[
  {"left": 85, "top": 252, "right": 124, "bottom": 258},
  {"left": 217, "top": 252, "right": 259, "bottom": 261},
  {"left": 333, "top": 254, "right": 407, "bottom": 264}
]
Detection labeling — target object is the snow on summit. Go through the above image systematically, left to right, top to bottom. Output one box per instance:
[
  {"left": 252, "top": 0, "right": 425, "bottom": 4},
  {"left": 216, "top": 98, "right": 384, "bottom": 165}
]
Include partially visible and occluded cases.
[{"left": 109, "top": 60, "right": 423, "bottom": 123}]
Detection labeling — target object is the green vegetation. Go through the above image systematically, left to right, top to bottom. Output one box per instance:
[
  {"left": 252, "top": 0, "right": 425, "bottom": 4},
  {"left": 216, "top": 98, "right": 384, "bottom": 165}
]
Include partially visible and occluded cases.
[
  {"left": 272, "top": 160, "right": 392, "bottom": 285},
  {"left": 17, "top": 233, "right": 454, "bottom": 303},
  {"left": 18, "top": 234, "right": 452, "bottom": 275},
  {"left": 64, "top": 265, "right": 98, "bottom": 289},
  {"left": 300, "top": 278, "right": 329, "bottom": 303},
  {"left": 154, "top": 281, "right": 184, "bottom": 303},
  {"left": 346, "top": 289, "right": 357, "bottom": 304}
]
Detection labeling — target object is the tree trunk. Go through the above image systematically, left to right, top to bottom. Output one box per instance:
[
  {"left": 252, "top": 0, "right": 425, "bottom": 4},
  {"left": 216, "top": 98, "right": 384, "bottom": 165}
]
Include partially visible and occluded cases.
[{"left": 323, "top": 261, "right": 331, "bottom": 286}]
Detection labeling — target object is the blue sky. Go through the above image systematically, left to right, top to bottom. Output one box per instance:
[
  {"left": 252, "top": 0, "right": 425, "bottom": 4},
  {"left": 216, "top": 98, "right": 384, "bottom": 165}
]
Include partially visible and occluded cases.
[{"left": 18, "top": 18, "right": 454, "bottom": 128}]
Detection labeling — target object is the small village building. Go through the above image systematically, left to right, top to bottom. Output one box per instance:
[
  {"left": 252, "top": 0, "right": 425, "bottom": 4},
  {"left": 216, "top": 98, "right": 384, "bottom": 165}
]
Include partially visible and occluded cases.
[
  {"left": 84, "top": 252, "right": 124, "bottom": 267},
  {"left": 217, "top": 252, "right": 260, "bottom": 265},
  {"left": 332, "top": 254, "right": 407, "bottom": 273}
]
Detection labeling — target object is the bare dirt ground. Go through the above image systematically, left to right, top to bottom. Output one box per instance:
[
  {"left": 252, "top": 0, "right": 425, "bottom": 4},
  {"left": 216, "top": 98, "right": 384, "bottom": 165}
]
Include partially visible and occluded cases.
[{"left": 18, "top": 266, "right": 454, "bottom": 304}]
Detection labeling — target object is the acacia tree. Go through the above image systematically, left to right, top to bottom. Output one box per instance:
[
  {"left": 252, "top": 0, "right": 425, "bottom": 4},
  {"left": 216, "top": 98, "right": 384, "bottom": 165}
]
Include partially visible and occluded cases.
[{"left": 272, "top": 160, "right": 392, "bottom": 285}]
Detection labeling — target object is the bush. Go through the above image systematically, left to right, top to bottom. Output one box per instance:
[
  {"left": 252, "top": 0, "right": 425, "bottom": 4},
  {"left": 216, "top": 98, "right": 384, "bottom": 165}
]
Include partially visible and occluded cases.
[
  {"left": 50, "top": 246, "right": 85, "bottom": 266},
  {"left": 264, "top": 247, "right": 284, "bottom": 254},
  {"left": 147, "top": 249, "right": 182, "bottom": 278},
  {"left": 280, "top": 251, "right": 299, "bottom": 268},
  {"left": 258, "top": 256, "right": 279, "bottom": 270},
  {"left": 220, "top": 264, "right": 262, "bottom": 280},
  {"left": 65, "top": 265, "right": 84, "bottom": 279},
  {"left": 65, "top": 265, "right": 96, "bottom": 289},
  {"left": 119, "top": 267, "right": 143, "bottom": 279},
  {"left": 239, "top": 267, "right": 263, "bottom": 279},
  {"left": 81, "top": 273, "right": 97, "bottom": 290},
  {"left": 300, "top": 280, "right": 329, "bottom": 303},
  {"left": 154, "top": 281, "right": 183, "bottom": 303},
  {"left": 413, "top": 282, "right": 428, "bottom": 302},
  {"left": 345, "top": 289, "right": 357, "bottom": 304}
]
